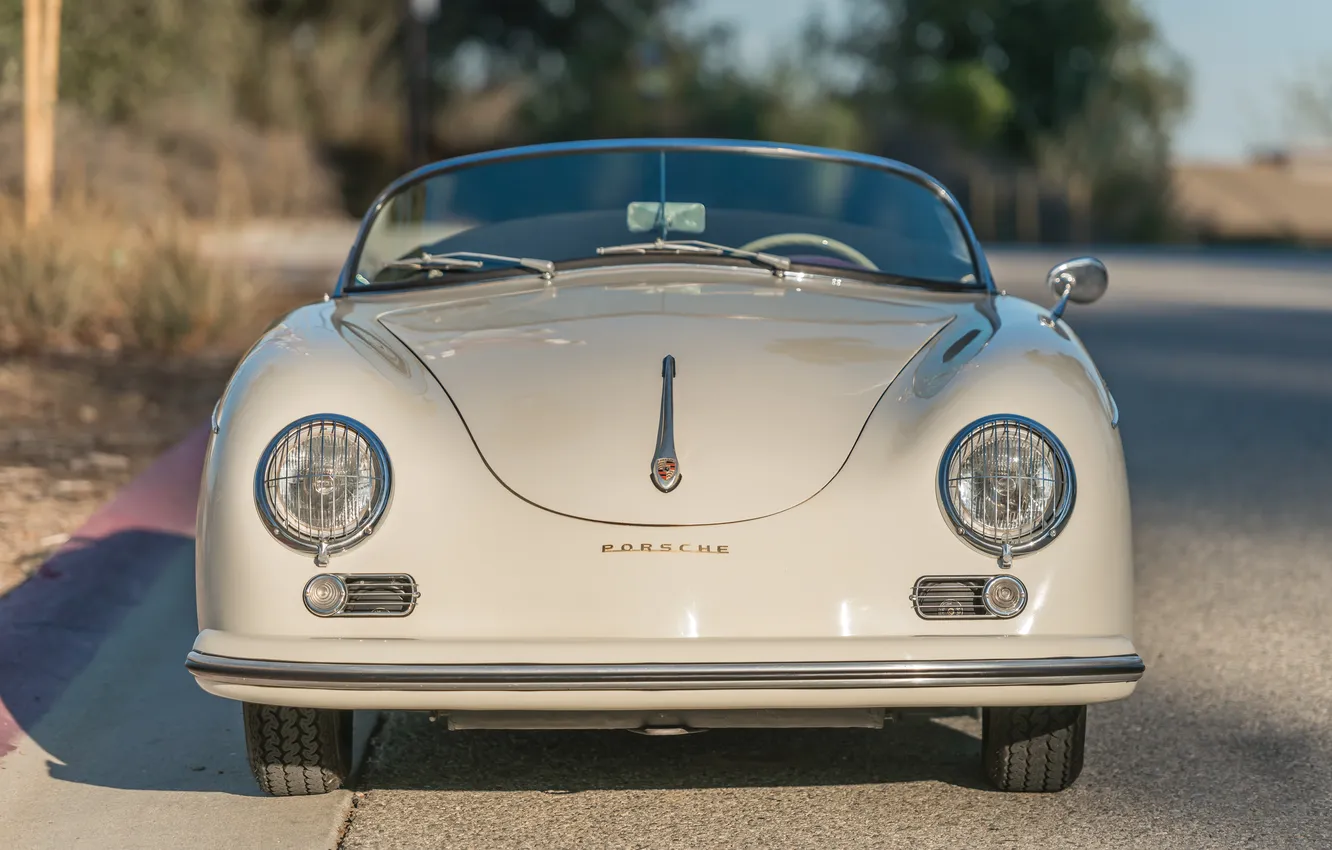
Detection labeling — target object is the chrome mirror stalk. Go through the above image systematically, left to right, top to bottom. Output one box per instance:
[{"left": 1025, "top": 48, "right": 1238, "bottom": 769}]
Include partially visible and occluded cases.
[{"left": 1040, "top": 257, "right": 1108, "bottom": 327}]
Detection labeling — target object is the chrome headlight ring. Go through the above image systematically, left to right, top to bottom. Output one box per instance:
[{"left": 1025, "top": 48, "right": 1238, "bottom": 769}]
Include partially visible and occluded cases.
[
  {"left": 254, "top": 414, "right": 392, "bottom": 557},
  {"left": 937, "top": 414, "right": 1075, "bottom": 558}
]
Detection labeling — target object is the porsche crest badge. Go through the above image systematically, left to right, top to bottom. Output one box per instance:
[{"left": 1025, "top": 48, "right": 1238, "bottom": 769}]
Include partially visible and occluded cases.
[{"left": 655, "top": 457, "right": 678, "bottom": 487}]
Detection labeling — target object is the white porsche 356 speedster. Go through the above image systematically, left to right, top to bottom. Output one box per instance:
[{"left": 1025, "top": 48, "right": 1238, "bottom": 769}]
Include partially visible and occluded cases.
[{"left": 187, "top": 139, "right": 1141, "bottom": 796}]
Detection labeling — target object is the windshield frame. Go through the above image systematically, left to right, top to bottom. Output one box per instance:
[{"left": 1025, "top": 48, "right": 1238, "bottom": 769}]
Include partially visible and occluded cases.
[{"left": 334, "top": 138, "right": 995, "bottom": 296}]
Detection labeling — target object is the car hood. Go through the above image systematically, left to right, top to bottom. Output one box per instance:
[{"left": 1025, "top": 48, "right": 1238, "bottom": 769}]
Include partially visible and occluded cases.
[{"left": 376, "top": 275, "right": 961, "bottom": 525}]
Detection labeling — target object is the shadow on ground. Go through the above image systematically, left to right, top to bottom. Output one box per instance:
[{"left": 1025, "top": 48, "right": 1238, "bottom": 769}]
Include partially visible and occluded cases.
[
  {"left": 0, "top": 529, "right": 192, "bottom": 756},
  {"left": 359, "top": 709, "right": 989, "bottom": 793}
]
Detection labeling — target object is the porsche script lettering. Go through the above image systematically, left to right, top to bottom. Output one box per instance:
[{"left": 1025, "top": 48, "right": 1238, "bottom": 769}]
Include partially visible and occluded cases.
[
  {"left": 650, "top": 354, "right": 681, "bottom": 492},
  {"left": 602, "top": 543, "right": 730, "bottom": 554}
]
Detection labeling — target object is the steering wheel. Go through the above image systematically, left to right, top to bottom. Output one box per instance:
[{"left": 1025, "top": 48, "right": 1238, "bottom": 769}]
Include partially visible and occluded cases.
[{"left": 739, "top": 233, "right": 879, "bottom": 271}]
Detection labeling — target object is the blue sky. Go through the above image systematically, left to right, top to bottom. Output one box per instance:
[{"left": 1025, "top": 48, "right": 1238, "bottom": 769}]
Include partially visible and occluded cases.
[{"left": 694, "top": 0, "right": 1332, "bottom": 162}]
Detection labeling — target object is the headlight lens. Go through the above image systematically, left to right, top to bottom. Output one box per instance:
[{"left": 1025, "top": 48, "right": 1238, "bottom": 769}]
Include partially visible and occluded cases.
[
  {"left": 256, "top": 415, "right": 390, "bottom": 551},
  {"left": 939, "top": 415, "right": 1074, "bottom": 555},
  {"left": 304, "top": 574, "right": 349, "bottom": 616},
  {"left": 982, "top": 575, "right": 1027, "bottom": 617}
]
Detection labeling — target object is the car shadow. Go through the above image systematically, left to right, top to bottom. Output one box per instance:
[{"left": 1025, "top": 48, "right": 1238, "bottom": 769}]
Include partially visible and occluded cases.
[
  {"left": 0, "top": 526, "right": 380, "bottom": 797},
  {"left": 0, "top": 529, "right": 190, "bottom": 755},
  {"left": 356, "top": 709, "right": 991, "bottom": 793}
]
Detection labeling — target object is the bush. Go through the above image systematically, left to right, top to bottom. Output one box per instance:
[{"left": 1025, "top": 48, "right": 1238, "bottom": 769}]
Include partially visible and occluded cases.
[
  {"left": 0, "top": 104, "right": 344, "bottom": 220},
  {"left": 0, "top": 200, "right": 262, "bottom": 355},
  {"left": 0, "top": 211, "right": 99, "bottom": 349}
]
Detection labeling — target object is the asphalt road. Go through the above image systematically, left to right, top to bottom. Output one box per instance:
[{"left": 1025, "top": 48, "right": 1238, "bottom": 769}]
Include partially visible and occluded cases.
[{"left": 4, "top": 249, "right": 1332, "bottom": 849}]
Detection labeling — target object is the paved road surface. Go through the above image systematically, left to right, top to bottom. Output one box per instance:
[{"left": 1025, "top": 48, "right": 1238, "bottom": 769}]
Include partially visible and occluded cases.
[{"left": 3, "top": 251, "right": 1331, "bottom": 849}]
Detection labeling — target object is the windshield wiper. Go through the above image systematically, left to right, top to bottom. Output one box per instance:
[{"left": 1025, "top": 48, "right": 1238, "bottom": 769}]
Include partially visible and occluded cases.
[
  {"left": 595, "top": 238, "right": 791, "bottom": 273},
  {"left": 383, "top": 251, "right": 555, "bottom": 279}
]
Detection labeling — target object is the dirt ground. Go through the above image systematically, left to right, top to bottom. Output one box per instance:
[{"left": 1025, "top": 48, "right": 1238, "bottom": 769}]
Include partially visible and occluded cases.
[{"left": 0, "top": 354, "right": 237, "bottom": 596}]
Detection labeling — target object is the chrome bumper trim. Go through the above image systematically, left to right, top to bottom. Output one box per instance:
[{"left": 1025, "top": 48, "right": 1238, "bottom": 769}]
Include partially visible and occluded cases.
[{"left": 186, "top": 651, "right": 1144, "bottom": 692}]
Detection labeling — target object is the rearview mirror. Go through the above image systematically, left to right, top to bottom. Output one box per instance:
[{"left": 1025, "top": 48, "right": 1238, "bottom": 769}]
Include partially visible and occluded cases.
[
  {"left": 627, "top": 201, "right": 706, "bottom": 234},
  {"left": 1043, "top": 257, "right": 1108, "bottom": 326}
]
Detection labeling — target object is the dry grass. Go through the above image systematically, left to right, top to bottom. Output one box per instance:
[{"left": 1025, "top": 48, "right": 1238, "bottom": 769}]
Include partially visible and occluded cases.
[
  {"left": 0, "top": 104, "right": 345, "bottom": 220},
  {"left": 0, "top": 196, "right": 320, "bottom": 595},
  {"left": 0, "top": 198, "right": 268, "bottom": 355},
  {"left": 0, "top": 353, "right": 240, "bottom": 596}
]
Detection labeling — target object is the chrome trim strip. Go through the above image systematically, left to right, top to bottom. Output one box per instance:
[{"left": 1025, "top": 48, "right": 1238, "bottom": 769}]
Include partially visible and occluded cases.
[
  {"left": 650, "top": 354, "right": 681, "bottom": 492},
  {"left": 936, "top": 414, "right": 1076, "bottom": 559},
  {"left": 185, "top": 652, "right": 1144, "bottom": 692}
]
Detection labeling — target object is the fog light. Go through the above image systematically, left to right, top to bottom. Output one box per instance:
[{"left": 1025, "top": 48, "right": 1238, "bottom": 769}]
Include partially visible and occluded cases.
[
  {"left": 304, "top": 574, "right": 347, "bottom": 616},
  {"left": 982, "top": 575, "right": 1026, "bottom": 618}
]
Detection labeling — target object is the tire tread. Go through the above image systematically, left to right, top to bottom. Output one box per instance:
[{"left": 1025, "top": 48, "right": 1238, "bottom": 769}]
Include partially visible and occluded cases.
[
  {"left": 242, "top": 702, "right": 350, "bottom": 796},
  {"left": 983, "top": 705, "right": 1085, "bottom": 792}
]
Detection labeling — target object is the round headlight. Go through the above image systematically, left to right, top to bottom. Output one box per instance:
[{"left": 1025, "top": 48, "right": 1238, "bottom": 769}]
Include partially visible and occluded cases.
[
  {"left": 256, "top": 415, "right": 390, "bottom": 552},
  {"left": 938, "top": 415, "right": 1074, "bottom": 556}
]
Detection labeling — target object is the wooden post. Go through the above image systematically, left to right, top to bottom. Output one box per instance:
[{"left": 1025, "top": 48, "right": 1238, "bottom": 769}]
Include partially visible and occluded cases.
[
  {"left": 22, "top": 0, "right": 42, "bottom": 225},
  {"left": 23, "top": 0, "right": 62, "bottom": 228}
]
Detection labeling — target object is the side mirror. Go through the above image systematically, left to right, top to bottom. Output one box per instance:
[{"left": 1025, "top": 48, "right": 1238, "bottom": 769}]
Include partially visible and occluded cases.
[{"left": 1042, "top": 257, "right": 1108, "bottom": 326}]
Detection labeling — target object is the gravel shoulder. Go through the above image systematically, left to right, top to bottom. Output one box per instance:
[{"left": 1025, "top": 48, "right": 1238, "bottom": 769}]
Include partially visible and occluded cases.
[
  {"left": 0, "top": 278, "right": 319, "bottom": 599},
  {"left": 0, "top": 354, "right": 236, "bottom": 597}
]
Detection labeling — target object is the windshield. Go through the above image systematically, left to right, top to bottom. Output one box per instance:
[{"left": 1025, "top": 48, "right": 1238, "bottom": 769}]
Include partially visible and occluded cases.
[{"left": 351, "top": 146, "right": 980, "bottom": 289}]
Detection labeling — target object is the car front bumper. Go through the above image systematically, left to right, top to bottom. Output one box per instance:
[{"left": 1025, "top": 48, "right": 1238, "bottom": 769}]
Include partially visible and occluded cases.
[{"left": 185, "top": 644, "right": 1144, "bottom": 711}]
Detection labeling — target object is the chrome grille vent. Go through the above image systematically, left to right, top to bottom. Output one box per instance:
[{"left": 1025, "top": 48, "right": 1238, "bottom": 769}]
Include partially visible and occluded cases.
[
  {"left": 339, "top": 574, "right": 419, "bottom": 616},
  {"left": 912, "top": 576, "right": 990, "bottom": 619}
]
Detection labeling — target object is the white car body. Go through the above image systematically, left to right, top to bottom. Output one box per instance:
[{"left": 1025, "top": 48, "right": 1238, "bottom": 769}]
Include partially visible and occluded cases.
[{"left": 186, "top": 139, "right": 1140, "bottom": 794}]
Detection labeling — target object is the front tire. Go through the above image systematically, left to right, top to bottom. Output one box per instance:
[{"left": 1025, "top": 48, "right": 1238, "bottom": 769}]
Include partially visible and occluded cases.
[
  {"left": 242, "top": 702, "right": 352, "bottom": 796},
  {"left": 982, "top": 705, "right": 1085, "bottom": 792}
]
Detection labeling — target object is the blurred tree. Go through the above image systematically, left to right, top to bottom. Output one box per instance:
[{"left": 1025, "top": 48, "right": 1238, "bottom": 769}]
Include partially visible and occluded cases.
[
  {"left": 0, "top": 0, "right": 253, "bottom": 121},
  {"left": 0, "top": 0, "right": 833, "bottom": 155},
  {"left": 0, "top": 0, "right": 801, "bottom": 213},
  {"left": 17, "top": 0, "right": 1196, "bottom": 232},
  {"left": 229, "top": 0, "right": 793, "bottom": 205},
  {"left": 234, "top": 0, "right": 403, "bottom": 145},
  {"left": 235, "top": 0, "right": 659, "bottom": 144},
  {"left": 417, "top": 0, "right": 778, "bottom": 146},
  {"left": 840, "top": 0, "right": 1189, "bottom": 239},
  {"left": 841, "top": 0, "right": 1186, "bottom": 156},
  {"left": 234, "top": 3, "right": 778, "bottom": 162},
  {"left": 754, "top": 12, "right": 868, "bottom": 151},
  {"left": 515, "top": 19, "right": 772, "bottom": 142}
]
